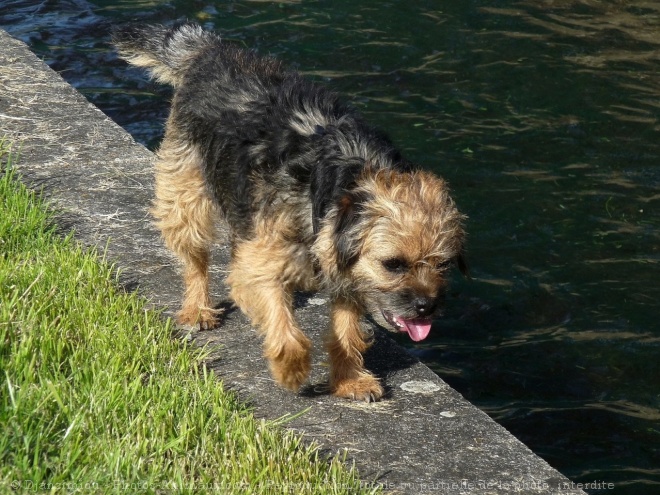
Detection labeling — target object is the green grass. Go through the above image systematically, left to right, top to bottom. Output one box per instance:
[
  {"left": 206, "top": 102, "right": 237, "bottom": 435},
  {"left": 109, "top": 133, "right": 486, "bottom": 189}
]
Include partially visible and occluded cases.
[{"left": 0, "top": 140, "right": 379, "bottom": 495}]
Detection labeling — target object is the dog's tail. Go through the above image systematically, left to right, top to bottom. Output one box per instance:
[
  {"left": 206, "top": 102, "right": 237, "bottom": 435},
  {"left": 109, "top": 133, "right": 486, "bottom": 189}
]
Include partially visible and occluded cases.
[{"left": 112, "top": 22, "right": 217, "bottom": 87}]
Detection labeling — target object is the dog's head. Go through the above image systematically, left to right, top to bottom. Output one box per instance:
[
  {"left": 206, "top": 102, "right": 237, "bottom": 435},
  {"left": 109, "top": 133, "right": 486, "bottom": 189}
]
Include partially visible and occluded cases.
[{"left": 315, "top": 168, "right": 467, "bottom": 341}]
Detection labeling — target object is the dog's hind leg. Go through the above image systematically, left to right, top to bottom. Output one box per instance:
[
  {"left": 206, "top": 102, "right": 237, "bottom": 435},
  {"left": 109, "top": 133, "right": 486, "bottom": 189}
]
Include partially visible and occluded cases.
[
  {"left": 152, "top": 134, "right": 220, "bottom": 329},
  {"left": 227, "top": 232, "right": 313, "bottom": 391},
  {"left": 327, "top": 297, "right": 384, "bottom": 402}
]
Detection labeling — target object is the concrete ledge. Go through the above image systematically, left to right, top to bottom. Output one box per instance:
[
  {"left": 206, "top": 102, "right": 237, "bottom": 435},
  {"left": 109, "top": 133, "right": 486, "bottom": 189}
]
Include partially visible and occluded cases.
[{"left": 0, "top": 29, "right": 585, "bottom": 495}]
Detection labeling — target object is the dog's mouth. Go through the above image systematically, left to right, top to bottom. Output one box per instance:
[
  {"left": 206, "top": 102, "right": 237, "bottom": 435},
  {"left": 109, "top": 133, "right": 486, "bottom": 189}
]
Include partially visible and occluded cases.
[{"left": 382, "top": 310, "right": 433, "bottom": 342}]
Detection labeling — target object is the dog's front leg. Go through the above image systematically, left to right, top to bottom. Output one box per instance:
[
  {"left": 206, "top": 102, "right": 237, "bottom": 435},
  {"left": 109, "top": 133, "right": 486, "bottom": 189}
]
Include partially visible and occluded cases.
[
  {"left": 228, "top": 238, "right": 312, "bottom": 392},
  {"left": 259, "top": 284, "right": 312, "bottom": 392},
  {"left": 327, "top": 297, "right": 384, "bottom": 402}
]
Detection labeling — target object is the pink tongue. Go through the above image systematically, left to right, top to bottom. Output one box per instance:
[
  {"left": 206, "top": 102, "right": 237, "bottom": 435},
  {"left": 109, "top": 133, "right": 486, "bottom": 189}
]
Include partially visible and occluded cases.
[{"left": 395, "top": 317, "right": 433, "bottom": 342}]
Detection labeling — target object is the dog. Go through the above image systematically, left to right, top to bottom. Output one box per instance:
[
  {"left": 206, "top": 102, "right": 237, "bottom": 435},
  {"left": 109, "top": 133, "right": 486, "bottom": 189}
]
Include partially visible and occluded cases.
[{"left": 112, "top": 22, "right": 467, "bottom": 402}]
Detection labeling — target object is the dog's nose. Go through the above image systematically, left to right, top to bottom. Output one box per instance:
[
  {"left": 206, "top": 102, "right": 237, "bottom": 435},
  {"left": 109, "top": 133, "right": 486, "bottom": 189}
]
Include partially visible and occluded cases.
[{"left": 413, "top": 297, "right": 436, "bottom": 317}]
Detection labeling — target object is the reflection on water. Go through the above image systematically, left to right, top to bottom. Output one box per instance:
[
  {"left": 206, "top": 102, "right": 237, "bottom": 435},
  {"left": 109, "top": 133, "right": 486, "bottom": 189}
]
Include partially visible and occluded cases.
[{"left": 1, "top": 1, "right": 659, "bottom": 493}]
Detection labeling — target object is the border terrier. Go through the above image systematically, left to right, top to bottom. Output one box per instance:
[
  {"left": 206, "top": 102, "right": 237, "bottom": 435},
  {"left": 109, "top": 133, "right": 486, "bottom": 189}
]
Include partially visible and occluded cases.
[{"left": 113, "top": 23, "right": 467, "bottom": 402}]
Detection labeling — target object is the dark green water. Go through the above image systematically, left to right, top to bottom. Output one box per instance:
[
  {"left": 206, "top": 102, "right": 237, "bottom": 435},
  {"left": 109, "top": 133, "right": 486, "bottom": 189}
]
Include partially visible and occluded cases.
[{"left": 2, "top": 1, "right": 659, "bottom": 493}]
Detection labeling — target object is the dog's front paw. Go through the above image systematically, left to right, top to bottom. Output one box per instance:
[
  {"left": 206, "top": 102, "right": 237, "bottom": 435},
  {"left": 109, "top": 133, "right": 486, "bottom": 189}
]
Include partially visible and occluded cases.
[
  {"left": 177, "top": 306, "right": 222, "bottom": 330},
  {"left": 267, "top": 338, "right": 312, "bottom": 392},
  {"left": 269, "top": 353, "right": 311, "bottom": 392},
  {"left": 332, "top": 374, "right": 384, "bottom": 403}
]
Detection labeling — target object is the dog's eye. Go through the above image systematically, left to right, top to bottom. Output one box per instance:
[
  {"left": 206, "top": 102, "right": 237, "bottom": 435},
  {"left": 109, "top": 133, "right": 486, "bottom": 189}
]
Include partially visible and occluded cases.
[
  {"left": 382, "top": 258, "right": 408, "bottom": 273},
  {"left": 435, "top": 260, "right": 452, "bottom": 271}
]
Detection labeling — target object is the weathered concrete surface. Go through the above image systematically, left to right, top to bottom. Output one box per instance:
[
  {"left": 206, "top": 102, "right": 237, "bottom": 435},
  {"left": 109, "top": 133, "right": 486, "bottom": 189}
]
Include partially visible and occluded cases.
[{"left": 0, "top": 29, "right": 586, "bottom": 494}]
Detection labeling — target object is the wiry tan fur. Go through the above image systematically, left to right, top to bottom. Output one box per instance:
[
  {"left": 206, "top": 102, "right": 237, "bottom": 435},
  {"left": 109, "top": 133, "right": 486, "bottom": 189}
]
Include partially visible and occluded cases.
[
  {"left": 227, "top": 208, "right": 317, "bottom": 391},
  {"left": 326, "top": 297, "right": 381, "bottom": 400}
]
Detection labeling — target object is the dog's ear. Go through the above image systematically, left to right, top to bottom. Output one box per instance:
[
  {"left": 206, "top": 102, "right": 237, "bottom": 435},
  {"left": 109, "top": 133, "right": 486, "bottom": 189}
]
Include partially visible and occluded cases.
[
  {"left": 310, "top": 156, "right": 368, "bottom": 272},
  {"left": 310, "top": 157, "right": 364, "bottom": 235},
  {"left": 333, "top": 190, "right": 367, "bottom": 271},
  {"left": 456, "top": 250, "right": 470, "bottom": 278}
]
